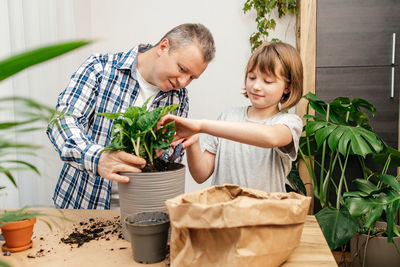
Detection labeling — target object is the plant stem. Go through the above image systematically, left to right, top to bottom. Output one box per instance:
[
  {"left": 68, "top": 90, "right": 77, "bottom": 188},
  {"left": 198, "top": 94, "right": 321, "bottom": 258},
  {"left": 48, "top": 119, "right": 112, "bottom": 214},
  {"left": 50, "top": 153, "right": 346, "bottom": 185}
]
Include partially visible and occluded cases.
[
  {"left": 303, "top": 103, "right": 319, "bottom": 199},
  {"left": 319, "top": 103, "right": 330, "bottom": 206},
  {"left": 142, "top": 134, "right": 153, "bottom": 164},
  {"left": 131, "top": 137, "right": 139, "bottom": 157},
  {"left": 336, "top": 145, "right": 351, "bottom": 209},
  {"left": 321, "top": 150, "right": 338, "bottom": 208},
  {"left": 358, "top": 156, "right": 368, "bottom": 179}
]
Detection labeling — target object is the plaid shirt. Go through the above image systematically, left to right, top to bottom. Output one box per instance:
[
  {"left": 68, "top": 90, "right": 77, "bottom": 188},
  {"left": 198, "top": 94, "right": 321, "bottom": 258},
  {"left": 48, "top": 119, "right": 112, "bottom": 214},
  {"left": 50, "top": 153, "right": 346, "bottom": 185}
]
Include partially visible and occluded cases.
[{"left": 47, "top": 44, "right": 189, "bottom": 209}]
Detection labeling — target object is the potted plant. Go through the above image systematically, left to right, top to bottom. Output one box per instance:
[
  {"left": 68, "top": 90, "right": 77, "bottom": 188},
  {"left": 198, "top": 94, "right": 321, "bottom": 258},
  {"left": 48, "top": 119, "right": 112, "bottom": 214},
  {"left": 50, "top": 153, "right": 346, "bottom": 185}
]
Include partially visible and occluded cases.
[
  {"left": 0, "top": 41, "right": 89, "bottom": 262},
  {"left": 297, "top": 92, "right": 387, "bottom": 249},
  {"left": 98, "top": 99, "right": 185, "bottom": 240},
  {"left": 344, "top": 153, "right": 400, "bottom": 267},
  {"left": 0, "top": 208, "right": 41, "bottom": 252},
  {"left": 124, "top": 211, "right": 170, "bottom": 264}
]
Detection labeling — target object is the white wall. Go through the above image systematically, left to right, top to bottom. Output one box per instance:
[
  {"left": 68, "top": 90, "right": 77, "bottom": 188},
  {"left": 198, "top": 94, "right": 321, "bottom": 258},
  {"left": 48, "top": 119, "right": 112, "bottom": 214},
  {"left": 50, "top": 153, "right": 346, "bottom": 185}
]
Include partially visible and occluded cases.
[{"left": 0, "top": 0, "right": 296, "bottom": 207}]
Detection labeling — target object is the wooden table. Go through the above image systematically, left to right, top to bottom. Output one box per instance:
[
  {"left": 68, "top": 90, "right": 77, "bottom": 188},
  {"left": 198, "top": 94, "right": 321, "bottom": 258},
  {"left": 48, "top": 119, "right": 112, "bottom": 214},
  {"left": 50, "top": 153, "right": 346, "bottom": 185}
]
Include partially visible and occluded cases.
[{"left": 0, "top": 209, "right": 337, "bottom": 266}]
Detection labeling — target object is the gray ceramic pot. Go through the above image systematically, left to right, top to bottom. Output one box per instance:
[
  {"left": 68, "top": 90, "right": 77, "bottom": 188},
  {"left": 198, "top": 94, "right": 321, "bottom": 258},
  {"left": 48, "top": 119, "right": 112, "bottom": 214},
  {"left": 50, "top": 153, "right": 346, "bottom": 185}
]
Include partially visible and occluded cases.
[
  {"left": 119, "top": 164, "right": 185, "bottom": 240},
  {"left": 125, "top": 211, "right": 170, "bottom": 264},
  {"left": 350, "top": 221, "right": 400, "bottom": 267}
]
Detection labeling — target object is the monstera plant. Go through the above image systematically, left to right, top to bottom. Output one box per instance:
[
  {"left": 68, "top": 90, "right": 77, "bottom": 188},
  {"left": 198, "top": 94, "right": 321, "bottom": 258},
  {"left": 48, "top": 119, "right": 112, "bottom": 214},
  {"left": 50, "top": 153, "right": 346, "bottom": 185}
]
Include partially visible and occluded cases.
[{"left": 298, "top": 92, "right": 394, "bottom": 250}]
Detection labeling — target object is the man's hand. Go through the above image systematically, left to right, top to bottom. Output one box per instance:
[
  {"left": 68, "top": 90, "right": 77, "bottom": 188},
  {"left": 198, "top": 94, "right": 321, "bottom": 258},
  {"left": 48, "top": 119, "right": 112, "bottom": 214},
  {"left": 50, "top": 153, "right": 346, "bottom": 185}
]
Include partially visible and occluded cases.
[{"left": 97, "top": 150, "right": 146, "bottom": 183}]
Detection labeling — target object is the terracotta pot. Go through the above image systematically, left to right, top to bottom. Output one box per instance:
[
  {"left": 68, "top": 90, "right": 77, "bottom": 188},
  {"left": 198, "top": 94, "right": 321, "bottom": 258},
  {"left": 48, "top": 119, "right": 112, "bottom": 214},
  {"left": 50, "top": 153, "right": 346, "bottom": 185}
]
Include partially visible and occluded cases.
[
  {"left": 119, "top": 164, "right": 185, "bottom": 240},
  {"left": 125, "top": 211, "right": 170, "bottom": 264},
  {"left": 1, "top": 217, "right": 36, "bottom": 252},
  {"left": 351, "top": 222, "right": 400, "bottom": 267}
]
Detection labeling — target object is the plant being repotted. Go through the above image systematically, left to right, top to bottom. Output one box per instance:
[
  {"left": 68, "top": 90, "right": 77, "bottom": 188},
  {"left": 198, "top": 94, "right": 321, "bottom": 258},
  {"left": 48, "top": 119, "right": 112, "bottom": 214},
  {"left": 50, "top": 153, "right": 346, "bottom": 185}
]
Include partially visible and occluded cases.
[
  {"left": 0, "top": 41, "right": 89, "bottom": 260},
  {"left": 98, "top": 98, "right": 185, "bottom": 240},
  {"left": 344, "top": 154, "right": 400, "bottom": 267}
]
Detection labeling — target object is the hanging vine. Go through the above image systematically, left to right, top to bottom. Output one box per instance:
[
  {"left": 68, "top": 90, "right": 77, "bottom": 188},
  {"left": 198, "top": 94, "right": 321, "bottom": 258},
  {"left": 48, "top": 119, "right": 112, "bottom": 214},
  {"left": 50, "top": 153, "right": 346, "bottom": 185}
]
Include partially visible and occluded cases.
[{"left": 243, "top": 0, "right": 299, "bottom": 51}]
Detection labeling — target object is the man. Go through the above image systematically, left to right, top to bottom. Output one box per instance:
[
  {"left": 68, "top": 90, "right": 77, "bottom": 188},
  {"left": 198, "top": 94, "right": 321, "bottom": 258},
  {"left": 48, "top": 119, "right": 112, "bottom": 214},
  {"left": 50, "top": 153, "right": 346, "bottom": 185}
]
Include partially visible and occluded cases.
[{"left": 47, "top": 23, "right": 215, "bottom": 209}]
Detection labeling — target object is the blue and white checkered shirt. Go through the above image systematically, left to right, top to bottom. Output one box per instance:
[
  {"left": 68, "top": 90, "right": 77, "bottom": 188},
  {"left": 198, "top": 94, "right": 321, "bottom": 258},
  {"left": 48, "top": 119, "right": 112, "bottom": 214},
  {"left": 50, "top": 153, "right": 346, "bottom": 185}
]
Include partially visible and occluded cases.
[{"left": 47, "top": 44, "right": 189, "bottom": 209}]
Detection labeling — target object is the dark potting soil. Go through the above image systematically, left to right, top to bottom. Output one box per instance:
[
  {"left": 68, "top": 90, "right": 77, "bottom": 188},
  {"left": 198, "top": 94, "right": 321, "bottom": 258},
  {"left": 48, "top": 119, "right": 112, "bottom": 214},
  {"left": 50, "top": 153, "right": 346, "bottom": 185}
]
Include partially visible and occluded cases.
[
  {"left": 142, "top": 158, "right": 182, "bottom": 173},
  {"left": 60, "top": 216, "right": 122, "bottom": 248}
]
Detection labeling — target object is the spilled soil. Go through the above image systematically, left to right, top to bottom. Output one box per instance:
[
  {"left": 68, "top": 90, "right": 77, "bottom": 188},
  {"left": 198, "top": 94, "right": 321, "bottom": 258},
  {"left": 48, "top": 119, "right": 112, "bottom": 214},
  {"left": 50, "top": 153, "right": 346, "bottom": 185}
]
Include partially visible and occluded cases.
[
  {"left": 25, "top": 216, "right": 122, "bottom": 259},
  {"left": 60, "top": 216, "right": 122, "bottom": 248}
]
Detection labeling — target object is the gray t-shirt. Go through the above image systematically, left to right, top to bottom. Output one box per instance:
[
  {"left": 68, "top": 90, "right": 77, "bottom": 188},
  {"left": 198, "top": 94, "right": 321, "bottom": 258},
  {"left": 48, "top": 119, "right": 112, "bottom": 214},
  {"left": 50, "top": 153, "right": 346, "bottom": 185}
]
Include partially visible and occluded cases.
[{"left": 203, "top": 106, "right": 303, "bottom": 193}]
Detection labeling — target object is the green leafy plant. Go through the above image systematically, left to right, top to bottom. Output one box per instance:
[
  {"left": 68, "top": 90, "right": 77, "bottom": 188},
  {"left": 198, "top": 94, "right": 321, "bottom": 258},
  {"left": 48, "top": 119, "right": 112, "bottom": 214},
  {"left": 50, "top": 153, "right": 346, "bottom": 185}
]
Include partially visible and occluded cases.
[
  {"left": 243, "top": 0, "right": 298, "bottom": 51},
  {"left": 0, "top": 40, "right": 90, "bottom": 190},
  {"left": 0, "top": 41, "right": 89, "bottom": 267},
  {"left": 298, "top": 92, "right": 393, "bottom": 249},
  {"left": 0, "top": 97, "right": 58, "bottom": 189},
  {"left": 98, "top": 97, "right": 178, "bottom": 166},
  {"left": 343, "top": 154, "right": 400, "bottom": 255},
  {"left": 286, "top": 161, "right": 307, "bottom": 195},
  {"left": 0, "top": 206, "right": 67, "bottom": 229}
]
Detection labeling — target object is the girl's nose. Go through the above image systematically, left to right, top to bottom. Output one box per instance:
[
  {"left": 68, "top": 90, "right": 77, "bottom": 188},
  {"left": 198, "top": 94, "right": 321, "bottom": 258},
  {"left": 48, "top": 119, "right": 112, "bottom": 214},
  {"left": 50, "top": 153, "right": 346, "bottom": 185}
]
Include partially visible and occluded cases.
[{"left": 253, "top": 79, "right": 262, "bottom": 91}]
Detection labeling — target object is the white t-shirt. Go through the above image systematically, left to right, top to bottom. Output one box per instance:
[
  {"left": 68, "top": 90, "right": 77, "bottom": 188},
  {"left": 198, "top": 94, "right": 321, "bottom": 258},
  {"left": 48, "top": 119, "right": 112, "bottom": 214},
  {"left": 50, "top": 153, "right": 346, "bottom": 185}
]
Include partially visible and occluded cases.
[
  {"left": 134, "top": 67, "right": 160, "bottom": 106},
  {"left": 110, "top": 68, "right": 160, "bottom": 209},
  {"left": 203, "top": 106, "right": 303, "bottom": 193}
]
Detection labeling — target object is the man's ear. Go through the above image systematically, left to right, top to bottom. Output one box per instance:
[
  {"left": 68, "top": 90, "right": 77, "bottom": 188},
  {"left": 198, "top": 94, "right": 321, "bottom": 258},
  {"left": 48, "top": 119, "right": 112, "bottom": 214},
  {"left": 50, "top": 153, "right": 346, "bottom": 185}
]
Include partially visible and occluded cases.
[{"left": 157, "top": 38, "right": 170, "bottom": 56}]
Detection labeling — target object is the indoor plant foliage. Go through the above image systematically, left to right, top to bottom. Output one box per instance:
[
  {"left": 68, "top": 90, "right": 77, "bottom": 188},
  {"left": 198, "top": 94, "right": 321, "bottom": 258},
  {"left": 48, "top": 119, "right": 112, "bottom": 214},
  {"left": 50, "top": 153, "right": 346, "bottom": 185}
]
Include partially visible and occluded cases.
[
  {"left": 243, "top": 0, "right": 298, "bottom": 50},
  {"left": 0, "top": 40, "right": 90, "bottom": 190},
  {"left": 0, "top": 41, "right": 89, "bottom": 260},
  {"left": 298, "top": 92, "right": 393, "bottom": 250},
  {"left": 0, "top": 97, "right": 57, "bottom": 190},
  {"left": 98, "top": 98, "right": 179, "bottom": 170},
  {"left": 98, "top": 98, "right": 185, "bottom": 243},
  {"left": 343, "top": 154, "right": 400, "bottom": 264},
  {"left": 344, "top": 158, "right": 400, "bottom": 246}
]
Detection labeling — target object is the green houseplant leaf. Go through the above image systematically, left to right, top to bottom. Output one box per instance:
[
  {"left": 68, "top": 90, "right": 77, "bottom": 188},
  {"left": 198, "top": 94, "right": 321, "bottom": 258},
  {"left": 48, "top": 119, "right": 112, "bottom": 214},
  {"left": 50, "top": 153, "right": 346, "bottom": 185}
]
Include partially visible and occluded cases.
[
  {"left": 0, "top": 40, "right": 91, "bottom": 82},
  {"left": 0, "top": 40, "right": 90, "bottom": 267},
  {"left": 0, "top": 41, "right": 90, "bottom": 190},
  {"left": 298, "top": 92, "right": 399, "bottom": 251},
  {"left": 98, "top": 97, "right": 179, "bottom": 165},
  {"left": 315, "top": 206, "right": 359, "bottom": 250}
]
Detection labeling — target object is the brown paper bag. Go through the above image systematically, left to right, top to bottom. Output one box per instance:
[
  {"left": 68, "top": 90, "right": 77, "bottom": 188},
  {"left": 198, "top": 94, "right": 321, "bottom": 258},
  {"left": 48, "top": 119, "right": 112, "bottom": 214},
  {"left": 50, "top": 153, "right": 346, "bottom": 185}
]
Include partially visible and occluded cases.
[{"left": 165, "top": 184, "right": 311, "bottom": 267}]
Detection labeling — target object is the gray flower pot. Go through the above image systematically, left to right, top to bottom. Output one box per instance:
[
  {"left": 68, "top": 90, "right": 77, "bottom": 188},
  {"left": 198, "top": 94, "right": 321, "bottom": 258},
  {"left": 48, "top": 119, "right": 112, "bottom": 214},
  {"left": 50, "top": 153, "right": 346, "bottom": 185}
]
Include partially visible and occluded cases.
[
  {"left": 119, "top": 164, "right": 185, "bottom": 240},
  {"left": 125, "top": 211, "right": 170, "bottom": 264},
  {"left": 351, "top": 221, "right": 400, "bottom": 267}
]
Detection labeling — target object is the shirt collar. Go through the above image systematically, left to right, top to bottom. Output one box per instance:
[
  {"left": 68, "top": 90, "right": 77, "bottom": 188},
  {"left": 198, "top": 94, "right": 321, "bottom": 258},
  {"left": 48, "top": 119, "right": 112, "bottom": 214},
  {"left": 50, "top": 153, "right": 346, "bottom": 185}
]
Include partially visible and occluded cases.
[{"left": 115, "top": 44, "right": 152, "bottom": 79}]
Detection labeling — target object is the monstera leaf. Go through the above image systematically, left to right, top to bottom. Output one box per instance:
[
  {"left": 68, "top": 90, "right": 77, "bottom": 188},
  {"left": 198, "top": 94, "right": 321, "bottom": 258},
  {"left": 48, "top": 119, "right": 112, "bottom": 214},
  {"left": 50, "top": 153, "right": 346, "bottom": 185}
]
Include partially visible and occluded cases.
[
  {"left": 305, "top": 121, "right": 383, "bottom": 157},
  {"left": 315, "top": 206, "right": 359, "bottom": 250}
]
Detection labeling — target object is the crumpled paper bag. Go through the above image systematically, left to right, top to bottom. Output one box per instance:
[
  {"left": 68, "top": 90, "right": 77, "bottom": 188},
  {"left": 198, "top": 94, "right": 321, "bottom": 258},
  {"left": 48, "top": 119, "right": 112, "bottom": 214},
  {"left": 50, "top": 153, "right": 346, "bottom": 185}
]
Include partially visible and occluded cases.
[{"left": 165, "top": 184, "right": 311, "bottom": 267}]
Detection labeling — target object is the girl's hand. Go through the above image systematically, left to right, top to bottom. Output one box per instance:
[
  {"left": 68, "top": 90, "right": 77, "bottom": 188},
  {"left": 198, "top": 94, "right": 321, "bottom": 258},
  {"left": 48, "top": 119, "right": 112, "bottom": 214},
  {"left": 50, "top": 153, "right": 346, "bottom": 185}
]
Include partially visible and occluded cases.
[
  {"left": 158, "top": 114, "right": 201, "bottom": 138},
  {"left": 172, "top": 135, "right": 200, "bottom": 151}
]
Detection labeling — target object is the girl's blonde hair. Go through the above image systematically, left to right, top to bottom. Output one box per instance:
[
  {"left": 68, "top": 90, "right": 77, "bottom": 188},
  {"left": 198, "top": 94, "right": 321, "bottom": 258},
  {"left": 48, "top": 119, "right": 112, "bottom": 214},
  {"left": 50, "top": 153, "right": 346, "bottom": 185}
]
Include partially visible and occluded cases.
[{"left": 244, "top": 42, "right": 303, "bottom": 111}]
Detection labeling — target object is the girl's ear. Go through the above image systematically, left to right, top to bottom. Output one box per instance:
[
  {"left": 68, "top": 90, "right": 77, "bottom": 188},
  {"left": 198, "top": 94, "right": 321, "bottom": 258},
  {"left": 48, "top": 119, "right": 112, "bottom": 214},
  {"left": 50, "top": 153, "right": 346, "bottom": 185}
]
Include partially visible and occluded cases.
[{"left": 283, "top": 85, "right": 291, "bottom": 95}]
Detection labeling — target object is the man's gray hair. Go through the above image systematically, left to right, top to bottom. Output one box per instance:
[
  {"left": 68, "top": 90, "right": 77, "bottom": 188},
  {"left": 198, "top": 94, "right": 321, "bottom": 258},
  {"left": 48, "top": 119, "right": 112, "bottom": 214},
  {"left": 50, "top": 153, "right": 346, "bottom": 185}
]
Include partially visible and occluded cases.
[{"left": 157, "top": 23, "right": 215, "bottom": 62}]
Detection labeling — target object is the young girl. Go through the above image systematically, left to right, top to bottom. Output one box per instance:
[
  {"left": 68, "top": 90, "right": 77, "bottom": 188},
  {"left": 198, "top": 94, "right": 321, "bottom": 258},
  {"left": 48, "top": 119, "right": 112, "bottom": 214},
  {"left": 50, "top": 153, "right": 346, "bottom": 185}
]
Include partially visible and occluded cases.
[{"left": 159, "top": 41, "right": 303, "bottom": 192}]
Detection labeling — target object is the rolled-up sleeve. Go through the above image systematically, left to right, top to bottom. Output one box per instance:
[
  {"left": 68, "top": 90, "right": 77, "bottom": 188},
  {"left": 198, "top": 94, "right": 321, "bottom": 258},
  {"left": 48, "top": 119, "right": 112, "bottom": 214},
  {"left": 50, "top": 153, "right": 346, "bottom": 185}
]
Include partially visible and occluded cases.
[{"left": 47, "top": 55, "right": 104, "bottom": 176}]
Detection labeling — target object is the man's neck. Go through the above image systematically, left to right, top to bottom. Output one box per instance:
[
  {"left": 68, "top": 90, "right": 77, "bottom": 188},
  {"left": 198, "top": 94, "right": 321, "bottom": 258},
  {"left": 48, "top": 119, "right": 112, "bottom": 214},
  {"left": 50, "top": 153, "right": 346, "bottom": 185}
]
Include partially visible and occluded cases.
[{"left": 137, "top": 47, "right": 156, "bottom": 85}]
